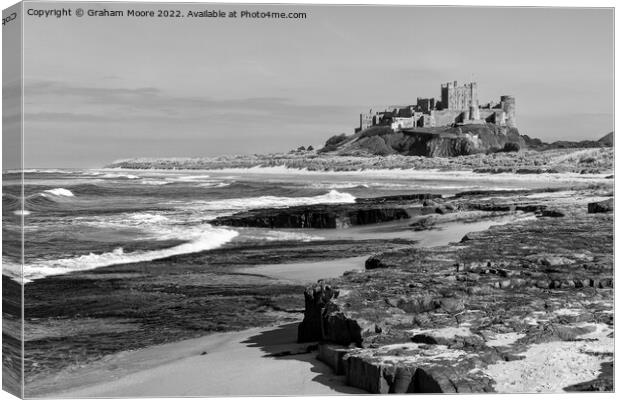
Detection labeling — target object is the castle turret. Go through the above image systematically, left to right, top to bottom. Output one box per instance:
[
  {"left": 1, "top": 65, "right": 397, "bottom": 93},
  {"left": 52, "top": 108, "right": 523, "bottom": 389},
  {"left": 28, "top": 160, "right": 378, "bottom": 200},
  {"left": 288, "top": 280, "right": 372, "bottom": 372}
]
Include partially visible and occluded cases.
[{"left": 500, "top": 95, "right": 516, "bottom": 127}]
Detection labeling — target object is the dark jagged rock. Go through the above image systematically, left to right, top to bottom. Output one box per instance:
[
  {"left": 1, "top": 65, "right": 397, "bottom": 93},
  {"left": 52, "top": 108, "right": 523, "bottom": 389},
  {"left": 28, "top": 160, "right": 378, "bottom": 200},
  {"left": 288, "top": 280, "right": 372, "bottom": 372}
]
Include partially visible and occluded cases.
[
  {"left": 452, "top": 188, "right": 562, "bottom": 198},
  {"left": 355, "top": 193, "right": 441, "bottom": 204},
  {"left": 212, "top": 194, "right": 443, "bottom": 229},
  {"left": 588, "top": 198, "right": 613, "bottom": 213},
  {"left": 298, "top": 199, "right": 613, "bottom": 393},
  {"left": 212, "top": 204, "right": 411, "bottom": 228},
  {"left": 540, "top": 209, "right": 565, "bottom": 218},
  {"left": 365, "top": 249, "right": 422, "bottom": 270},
  {"left": 297, "top": 281, "right": 338, "bottom": 343}
]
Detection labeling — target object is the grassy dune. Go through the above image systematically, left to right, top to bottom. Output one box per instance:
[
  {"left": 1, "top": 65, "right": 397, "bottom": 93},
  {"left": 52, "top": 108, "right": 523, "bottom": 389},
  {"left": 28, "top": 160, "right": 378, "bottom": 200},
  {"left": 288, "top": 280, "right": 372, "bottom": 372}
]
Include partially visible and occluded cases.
[{"left": 106, "top": 147, "right": 613, "bottom": 174}]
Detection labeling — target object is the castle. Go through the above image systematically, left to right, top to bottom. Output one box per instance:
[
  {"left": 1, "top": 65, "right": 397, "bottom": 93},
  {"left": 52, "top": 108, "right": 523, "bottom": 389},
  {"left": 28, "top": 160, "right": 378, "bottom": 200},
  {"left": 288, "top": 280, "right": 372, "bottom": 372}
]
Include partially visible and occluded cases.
[{"left": 357, "top": 81, "right": 516, "bottom": 132}]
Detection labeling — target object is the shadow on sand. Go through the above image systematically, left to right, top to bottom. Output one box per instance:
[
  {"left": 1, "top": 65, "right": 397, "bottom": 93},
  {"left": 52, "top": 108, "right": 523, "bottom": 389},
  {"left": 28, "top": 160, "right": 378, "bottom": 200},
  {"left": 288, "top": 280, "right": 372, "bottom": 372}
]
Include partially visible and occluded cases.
[{"left": 242, "top": 323, "right": 365, "bottom": 394}]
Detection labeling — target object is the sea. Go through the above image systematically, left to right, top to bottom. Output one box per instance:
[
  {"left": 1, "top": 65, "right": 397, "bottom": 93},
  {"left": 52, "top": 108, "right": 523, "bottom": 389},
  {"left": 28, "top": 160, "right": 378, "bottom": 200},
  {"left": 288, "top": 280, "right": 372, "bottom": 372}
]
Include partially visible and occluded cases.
[{"left": 2, "top": 167, "right": 604, "bottom": 283}]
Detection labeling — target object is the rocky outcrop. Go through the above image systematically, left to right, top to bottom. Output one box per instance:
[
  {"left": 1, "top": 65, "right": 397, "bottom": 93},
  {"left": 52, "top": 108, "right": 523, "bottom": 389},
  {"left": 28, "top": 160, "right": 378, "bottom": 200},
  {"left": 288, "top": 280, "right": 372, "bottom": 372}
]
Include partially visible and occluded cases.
[
  {"left": 323, "top": 124, "right": 529, "bottom": 158},
  {"left": 211, "top": 194, "right": 441, "bottom": 229},
  {"left": 297, "top": 198, "right": 613, "bottom": 393},
  {"left": 588, "top": 198, "right": 613, "bottom": 213},
  {"left": 212, "top": 204, "right": 411, "bottom": 229},
  {"left": 341, "top": 345, "right": 498, "bottom": 393}
]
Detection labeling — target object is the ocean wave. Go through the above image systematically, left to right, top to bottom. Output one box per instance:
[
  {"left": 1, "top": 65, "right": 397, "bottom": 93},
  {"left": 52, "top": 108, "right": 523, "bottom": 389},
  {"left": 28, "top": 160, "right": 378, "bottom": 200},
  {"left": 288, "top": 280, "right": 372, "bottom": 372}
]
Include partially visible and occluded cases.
[
  {"left": 101, "top": 173, "right": 140, "bottom": 179},
  {"left": 173, "top": 174, "right": 212, "bottom": 182},
  {"left": 141, "top": 179, "right": 170, "bottom": 186},
  {"left": 197, "top": 182, "right": 231, "bottom": 188},
  {"left": 307, "top": 182, "right": 369, "bottom": 189},
  {"left": 43, "top": 188, "right": 75, "bottom": 197},
  {"left": 187, "top": 189, "right": 356, "bottom": 213},
  {"left": 3, "top": 192, "right": 59, "bottom": 213},
  {"left": 20, "top": 192, "right": 74, "bottom": 212},
  {"left": 3, "top": 193, "right": 20, "bottom": 209},
  {"left": 74, "top": 212, "right": 172, "bottom": 230},
  {"left": 126, "top": 212, "right": 170, "bottom": 224},
  {"left": 18, "top": 224, "right": 238, "bottom": 282},
  {"left": 2, "top": 260, "right": 25, "bottom": 284}
]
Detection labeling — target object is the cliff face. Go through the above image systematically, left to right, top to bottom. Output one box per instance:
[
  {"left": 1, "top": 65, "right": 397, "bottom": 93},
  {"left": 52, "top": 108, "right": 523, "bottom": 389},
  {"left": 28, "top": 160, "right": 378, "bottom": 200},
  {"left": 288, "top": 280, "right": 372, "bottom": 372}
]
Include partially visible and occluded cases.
[{"left": 321, "top": 124, "right": 530, "bottom": 157}]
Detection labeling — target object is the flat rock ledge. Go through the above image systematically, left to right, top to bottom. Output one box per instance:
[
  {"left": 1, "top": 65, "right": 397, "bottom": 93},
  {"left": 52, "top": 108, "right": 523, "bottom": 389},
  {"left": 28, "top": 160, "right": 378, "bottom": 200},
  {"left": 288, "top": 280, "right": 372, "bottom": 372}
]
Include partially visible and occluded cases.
[
  {"left": 211, "top": 194, "right": 441, "bottom": 229},
  {"left": 297, "top": 200, "right": 613, "bottom": 393}
]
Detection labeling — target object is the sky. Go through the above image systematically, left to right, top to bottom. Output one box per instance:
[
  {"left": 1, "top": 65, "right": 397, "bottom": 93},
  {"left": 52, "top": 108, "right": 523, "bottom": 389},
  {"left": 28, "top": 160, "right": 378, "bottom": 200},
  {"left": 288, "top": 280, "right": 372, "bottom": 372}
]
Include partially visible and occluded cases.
[{"left": 17, "top": 3, "right": 614, "bottom": 168}]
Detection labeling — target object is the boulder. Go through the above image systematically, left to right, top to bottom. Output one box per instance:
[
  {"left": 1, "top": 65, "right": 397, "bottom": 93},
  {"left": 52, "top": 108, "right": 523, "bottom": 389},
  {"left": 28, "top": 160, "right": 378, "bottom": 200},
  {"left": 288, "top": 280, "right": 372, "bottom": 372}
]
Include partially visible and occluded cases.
[
  {"left": 588, "top": 199, "right": 613, "bottom": 214},
  {"left": 297, "top": 282, "right": 337, "bottom": 342}
]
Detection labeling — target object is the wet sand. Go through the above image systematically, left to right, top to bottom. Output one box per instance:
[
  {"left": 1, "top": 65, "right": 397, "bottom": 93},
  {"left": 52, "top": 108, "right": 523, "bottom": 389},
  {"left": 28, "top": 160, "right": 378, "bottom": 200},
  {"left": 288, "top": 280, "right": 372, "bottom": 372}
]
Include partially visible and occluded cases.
[
  {"left": 236, "top": 214, "right": 534, "bottom": 284},
  {"left": 236, "top": 256, "right": 367, "bottom": 283},
  {"left": 31, "top": 323, "right": 365, "bottom": 397}
]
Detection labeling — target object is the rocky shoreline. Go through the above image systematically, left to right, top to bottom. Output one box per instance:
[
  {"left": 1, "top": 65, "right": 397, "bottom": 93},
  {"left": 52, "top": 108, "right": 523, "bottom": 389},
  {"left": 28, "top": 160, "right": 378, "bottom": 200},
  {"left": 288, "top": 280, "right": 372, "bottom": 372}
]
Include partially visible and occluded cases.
[
  {"left": 15, "top": 176, "right": 614, "bottom": 395},
  {"left": 295, "top": 189, "right": 614, "bottom": 393}
]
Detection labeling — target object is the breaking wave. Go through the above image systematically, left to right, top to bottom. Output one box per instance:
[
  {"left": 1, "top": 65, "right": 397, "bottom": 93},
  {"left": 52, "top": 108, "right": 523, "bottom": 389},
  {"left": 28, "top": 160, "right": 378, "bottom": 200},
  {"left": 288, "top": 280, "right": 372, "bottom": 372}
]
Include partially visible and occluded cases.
[
  {"left": 101, "top": 173, "right": 140, "bottom": 179},
  {"left": 141, "top": 179, "right": 170, "bottom": 186},
  {"left": 43, "top": 188, "right": 75, "bottom": 197},
  {"left": 188, "top": 189, "right": 356, "bottom": 213},
  {"left": 16, "top": 224, "right": 238, "bottom": 282}
]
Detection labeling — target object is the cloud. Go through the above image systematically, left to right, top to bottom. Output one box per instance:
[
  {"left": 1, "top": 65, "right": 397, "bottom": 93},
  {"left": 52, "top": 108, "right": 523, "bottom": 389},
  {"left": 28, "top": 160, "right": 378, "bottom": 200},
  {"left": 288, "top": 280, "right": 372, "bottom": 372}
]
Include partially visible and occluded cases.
[{"left": 23, "top": 80, "right": 359, "bottom": 126}]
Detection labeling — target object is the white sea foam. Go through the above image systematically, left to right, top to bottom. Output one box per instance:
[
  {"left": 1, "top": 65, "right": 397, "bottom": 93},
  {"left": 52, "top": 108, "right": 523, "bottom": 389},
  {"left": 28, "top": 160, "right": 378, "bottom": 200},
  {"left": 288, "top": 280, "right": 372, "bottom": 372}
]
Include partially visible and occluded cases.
[
  {"left": 79, "top": 171, "right": 106, "bottom": 176},
  {"left": 102, "top": 173, "right": 141, "bottom": 179},
  {"left": 173, "top": 175, "right": 212, "bottom": 182},
  {"left": 141, "top": 179, "right": 170, "bottom": 186},
  {"left": 197, "top": 182, "right": 231, "bottom": 188},
  {"left": 307, "top": 182, "right": 368, "bottom": 189},
  {"left": 43, "top": 188, "right": 75, "bottom": 197},
  {"left": 188, "top": 189, "right": 356, "bottom": 213},
  {"left": 126, "top": 213, "right": 170, "bottom": 224},
  {"left": 20, "top": 224, "right": 238, "bottom": 282},
  {"left": 240, "top": 230, "right": 325, "bottom": 242},
  {"left": 2, "top": 260, "right": 25, "bottom": 284}
]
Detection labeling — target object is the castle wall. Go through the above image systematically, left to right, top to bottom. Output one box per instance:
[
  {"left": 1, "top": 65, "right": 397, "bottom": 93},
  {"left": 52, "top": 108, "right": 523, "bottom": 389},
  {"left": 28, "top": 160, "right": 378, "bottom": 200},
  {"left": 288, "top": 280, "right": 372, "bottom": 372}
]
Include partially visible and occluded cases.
[
  {"left": 429, "top": 109, "right": 506, "bottom": 127},
  {"left": 480, "top": 109, "right": 505, "bottom": 125},
  {"left": 433, "top": 110, "right": 462, "bottom": 126},
  {"left": 421, "top": 113, "right": 435, "bottom": 127}
]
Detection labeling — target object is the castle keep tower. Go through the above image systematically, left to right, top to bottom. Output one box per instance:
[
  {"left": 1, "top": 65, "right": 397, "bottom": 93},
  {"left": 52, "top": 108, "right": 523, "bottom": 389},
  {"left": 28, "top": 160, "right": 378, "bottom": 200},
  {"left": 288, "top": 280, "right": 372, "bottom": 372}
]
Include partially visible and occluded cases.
[
  {"left": 440, "top": 81, "right": 478, "bottom": 110},
  {"left": 500, "top": 95, "right": 516, "bottom": 127}
]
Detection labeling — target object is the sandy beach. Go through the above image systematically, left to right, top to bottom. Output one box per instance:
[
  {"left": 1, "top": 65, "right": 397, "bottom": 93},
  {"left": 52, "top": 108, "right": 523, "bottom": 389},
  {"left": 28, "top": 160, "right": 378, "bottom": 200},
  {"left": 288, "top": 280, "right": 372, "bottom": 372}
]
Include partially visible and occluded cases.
[
  {"left": 236, "top": 256, "right": 366, "bottom": 284},
  {"left": 30, "top": 323, "right": 365, "bottom": 397}
]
